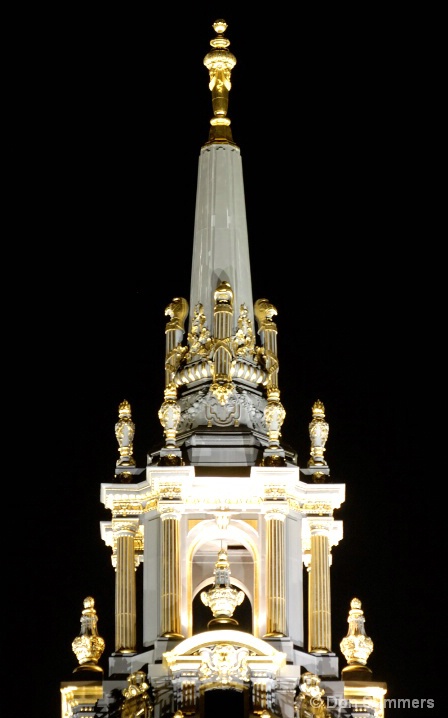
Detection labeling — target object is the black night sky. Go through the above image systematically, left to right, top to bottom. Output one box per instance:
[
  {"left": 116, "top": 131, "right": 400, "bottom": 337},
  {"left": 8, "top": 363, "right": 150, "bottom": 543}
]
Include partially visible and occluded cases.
[{"left": 22, "top": 7, "right": 439, "bottom": 718}]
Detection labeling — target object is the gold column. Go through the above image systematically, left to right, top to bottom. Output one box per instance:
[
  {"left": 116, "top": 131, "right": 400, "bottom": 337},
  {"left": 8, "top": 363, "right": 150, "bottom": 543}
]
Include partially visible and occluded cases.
[
  {"left": 210, "top": 281, "right": 235, "bottom": 405},
  {"left": 164, "top": 297, "right": 188, "bottom": 388},
  {"left": 254, "top": 298, "right": 279, "bottom": 389},
  {"left": 161, "top": 510, "right": 184, "bottom": 638},
  {"left": 263, "top": 511, "right": 286, "bottom": 637},
  {"left": 113, "top": 519, "right": 139, "bottom": 654},
  {"left": 308, "top": 521, "right": 331, "bottom": 653}
]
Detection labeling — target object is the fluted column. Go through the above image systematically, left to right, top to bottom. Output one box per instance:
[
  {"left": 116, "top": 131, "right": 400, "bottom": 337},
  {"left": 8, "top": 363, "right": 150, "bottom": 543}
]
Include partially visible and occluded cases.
[
  {"left": 210, "top": 281, "right": 235, "bottom": 406},
  {"left": 164, "top": 297, "right": 188, "bottom": 387},
  {"left": 254, "top": 298, "right": 279, "bottom": 389},
  {"left": 160, "top": 510, "right": 184, "bottom": 638},
  {"left": 263, "top": 510, "right": 286, "bottom": 637},
  {"left": 113, "top": 519, "right": 140, "bottom": 654},
  {"left": 308, "top": 521, "right": 332, "bottom": 653}
]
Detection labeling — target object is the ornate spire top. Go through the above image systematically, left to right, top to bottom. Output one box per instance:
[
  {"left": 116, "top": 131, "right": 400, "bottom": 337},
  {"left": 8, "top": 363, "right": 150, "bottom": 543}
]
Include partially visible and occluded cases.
[
  {"left": 203, "top": 20, "right": 237, "bottom": 144},
  {"left": 312, "top": 399, "right": 326, "bottom": 418},
  {"left": 72, "top": 596, "right": 105, "bottom": 673},
  {"left": 340, "top": 597, "right": 374, "bottom": 675}
]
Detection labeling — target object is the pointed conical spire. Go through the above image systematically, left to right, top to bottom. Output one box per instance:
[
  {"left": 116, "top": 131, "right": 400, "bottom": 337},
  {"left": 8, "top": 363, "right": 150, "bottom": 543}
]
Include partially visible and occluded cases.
[{"left": 151, "top": 19, "right": 290, "bottom": 467}]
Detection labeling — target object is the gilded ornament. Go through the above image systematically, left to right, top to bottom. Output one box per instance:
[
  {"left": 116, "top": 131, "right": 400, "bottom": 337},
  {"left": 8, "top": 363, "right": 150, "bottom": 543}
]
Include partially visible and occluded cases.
[
  {"left": 203, "top": 20, "right": 236, "bottom": 141},
  {"left": 165, "top": 297, "right": 188, "bottom": 332},
  {"left": 254, "top": 298, "right": 278, "bottom": 332},
  {"left": 187, "top": 303, "right": 213, "bottom": 359},
  {"left": 232, "top": 303, "right": 255, "bottom": 358},
  {"left": 209, "top": 380, "right": 235, "bottom": 406},
  {"left": 158, "top": 383, "right": 181, "bottom": 448},
  {"left": 115, "top": 400, "right": 136, "bottom": 467},
  {"left": 308, "top": 400, "right": 329, "bottom": 467},
  {"left": 200, "top": 548, "right": 245, "bottom": 627},
  {"left": 72, "top": 596, "right": 105, "bottom": 672},
  {"left": 340, "top": 597, "right": 374, "bottom": 667},
  {"left": 122, "top": 671, "right": 153, "bottom": 717},
  {"left": 295, "top": 672, "right": 329, "bottom": 718}
]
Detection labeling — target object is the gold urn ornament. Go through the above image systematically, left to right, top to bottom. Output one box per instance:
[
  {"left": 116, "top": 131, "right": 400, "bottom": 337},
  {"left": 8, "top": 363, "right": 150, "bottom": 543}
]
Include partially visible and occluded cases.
[
  {"left": 201, "top": 548, "right": 245, "bottom": 627},
  {"left": 72, "top": 596, "right": 105, "bottom": 672},
  {"left": 340, "top": 597, "right": 374, "bottom": 678}
]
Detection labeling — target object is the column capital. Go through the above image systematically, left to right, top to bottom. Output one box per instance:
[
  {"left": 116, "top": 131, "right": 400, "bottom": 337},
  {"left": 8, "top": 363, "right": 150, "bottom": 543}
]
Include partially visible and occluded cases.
[
  {"left": 160, "top": 508, "right": 182, "bottom": 521},
  {"left": 264, "top": 509, "right": 286, "bottom": 522},
  {"left": 112, "top": 518, "right": 140, "bottom": 538},
  {"left": 309, "top": 518, "right": 332, "bottom": 536}
]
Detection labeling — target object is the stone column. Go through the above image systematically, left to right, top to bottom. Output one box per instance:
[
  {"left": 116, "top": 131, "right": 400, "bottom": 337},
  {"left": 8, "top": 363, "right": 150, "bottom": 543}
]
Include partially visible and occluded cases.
[
  {"left": 160, "top": 510, "right": 184, "bottom": 638},
  {"left": 263, "top": 510, "right": 286, "bottom": 637},
  {"left": 113, "top": 519, "right": 140, "bottom": 654},
  {"left": 308, "top": 520, "right": 332, "bottom": 653}
]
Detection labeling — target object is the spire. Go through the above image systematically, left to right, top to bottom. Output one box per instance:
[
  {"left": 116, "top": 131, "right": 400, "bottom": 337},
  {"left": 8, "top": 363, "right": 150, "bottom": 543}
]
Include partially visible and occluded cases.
[
  {"left": 152, "top": 19, "right": 290, "bottom": 467},
  {"left": 203, "top": 20, "right": 236, "bottom": 144}
]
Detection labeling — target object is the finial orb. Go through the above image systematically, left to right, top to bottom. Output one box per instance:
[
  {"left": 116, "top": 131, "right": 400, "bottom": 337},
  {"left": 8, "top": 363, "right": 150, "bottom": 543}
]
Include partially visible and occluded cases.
[{"left": 213, "top": 20, "right": 227, "bottom": 34}]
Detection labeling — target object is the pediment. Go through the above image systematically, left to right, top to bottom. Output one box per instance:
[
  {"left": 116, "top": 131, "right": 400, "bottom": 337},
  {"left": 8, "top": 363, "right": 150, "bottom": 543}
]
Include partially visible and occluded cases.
[{"left": 163, "top": 630, "right": 287, "bottom": 682}]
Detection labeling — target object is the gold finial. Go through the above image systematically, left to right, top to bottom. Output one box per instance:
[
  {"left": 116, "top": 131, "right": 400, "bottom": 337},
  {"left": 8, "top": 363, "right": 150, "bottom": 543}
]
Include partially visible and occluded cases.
[
  {"left": 203, "top": 19, "right": 236, "bottom": 143},
  {"left": 165, "top": 297, "right": 188, "bottom": 333},
  {"left": 254, "top": 298, "right": 278, "bottom": 333},
  {"left": 158, "top": 382, "right": 183, "bottom": 465},
  {"left": 115, "top": 399, "right": 136, "bottom": 467},
  {"left": 308, "top": 400, "right": 329, "bottom": 469},
  {"left": 200, "top": 548, "right": 245, "bottom": 627},
  {"left": 72, "top": 596, "right": 105, "bottom": 673},
  {"left": 340, "top": 598, "right": 374, "bottom": 678}
]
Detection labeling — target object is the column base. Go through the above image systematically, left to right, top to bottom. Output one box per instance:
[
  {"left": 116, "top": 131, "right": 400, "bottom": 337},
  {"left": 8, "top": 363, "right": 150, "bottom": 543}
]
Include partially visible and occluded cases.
[
  {"left": 207, "top": 616, "right": 239, "bottom": 629},
  {"left": 263, "top": 632, "right": 286, "bottom": 638},
  {"left": 73, "top": 663, "right": 103, "bottom": 673}
]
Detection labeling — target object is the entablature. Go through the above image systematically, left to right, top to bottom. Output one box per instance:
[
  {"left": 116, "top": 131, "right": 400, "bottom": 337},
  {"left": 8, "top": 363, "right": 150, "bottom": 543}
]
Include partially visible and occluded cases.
[{"left": 100, "top": 465, "right": 345, "bottom": 517}]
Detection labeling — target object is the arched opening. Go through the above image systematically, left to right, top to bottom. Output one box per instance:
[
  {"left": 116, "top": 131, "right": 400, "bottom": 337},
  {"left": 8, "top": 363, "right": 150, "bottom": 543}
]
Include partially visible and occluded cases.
[
  {"left": 187, "top": 519, "right": 261, "bottom": 637},
  {"left": 201, "top": 687, "right": 248, "bottom": 718}
]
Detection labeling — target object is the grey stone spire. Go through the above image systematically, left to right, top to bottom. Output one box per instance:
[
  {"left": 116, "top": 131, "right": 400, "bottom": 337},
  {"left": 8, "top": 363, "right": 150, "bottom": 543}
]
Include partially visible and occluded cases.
[
  {"left": 157, "top": 20, "right": 286, "bottom": 467},
  {"left": 189, "top": 20, "right": 253, "bottom": 332}
]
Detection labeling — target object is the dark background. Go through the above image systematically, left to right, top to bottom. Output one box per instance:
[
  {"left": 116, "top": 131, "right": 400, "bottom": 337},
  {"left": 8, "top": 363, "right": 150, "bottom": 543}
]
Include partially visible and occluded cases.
[{"left": 20, "top": 6, "right": 440, "bottom": 718}]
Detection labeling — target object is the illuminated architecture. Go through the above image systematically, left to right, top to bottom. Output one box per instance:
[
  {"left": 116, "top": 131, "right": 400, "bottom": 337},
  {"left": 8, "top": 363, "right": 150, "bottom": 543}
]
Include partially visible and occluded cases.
[{"left": 60, "top": 20, "right": 388, "bottom": 718}]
